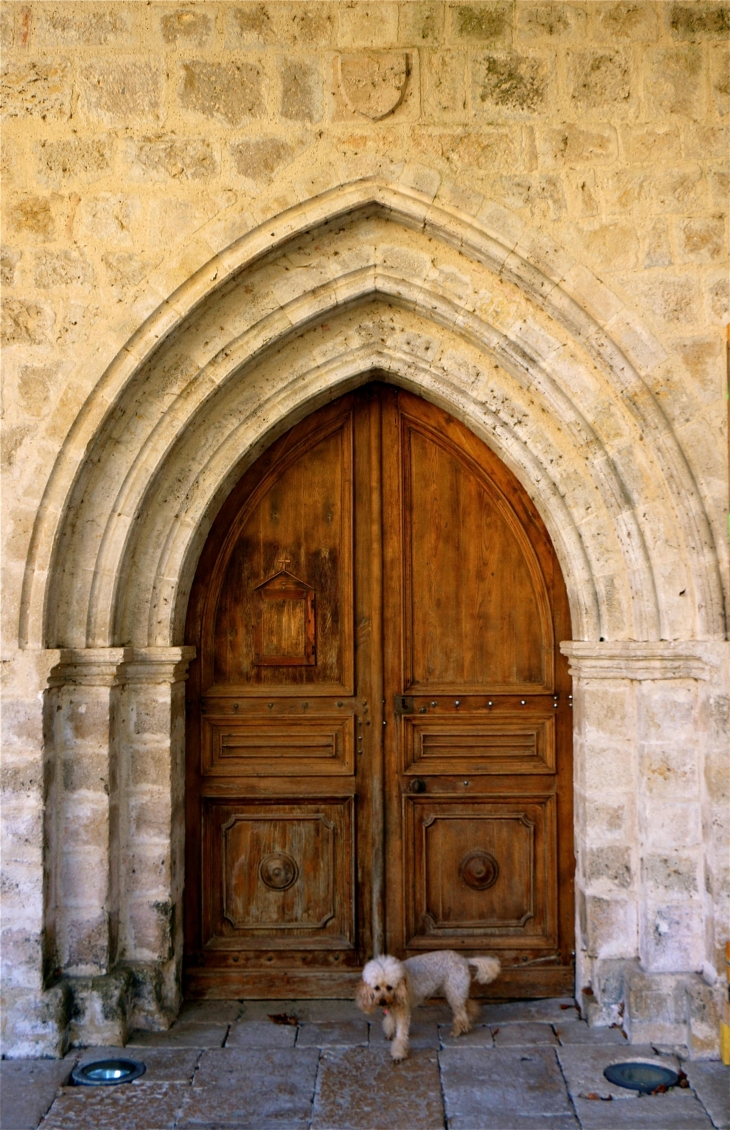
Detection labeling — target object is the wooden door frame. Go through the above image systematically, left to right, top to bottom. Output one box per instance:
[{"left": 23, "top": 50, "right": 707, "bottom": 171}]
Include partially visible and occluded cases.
[{"left": 183, "top": 381, "right": 574, "bottom": 999}]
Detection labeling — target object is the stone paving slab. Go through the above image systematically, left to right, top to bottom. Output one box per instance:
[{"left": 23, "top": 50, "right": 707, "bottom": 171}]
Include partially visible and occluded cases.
[
  {"left": 478, "top": 998, "right": 580, "bottom": 1025},
  {"left": 238, "top": 1000, "right": 355, "bottom": 1023},
  {"left": 179, "top": 1001, "right": 244, "bottom": 1024},
  {"left": 370, "top": 1018, "right": 441, "bottom": 1049},
  {"left": 225, "top": 1020, "right": 297, "bottom": 1049},
  {"left": 296, "top": 1020, "right": 369, "bottom": 1047},
  {"left": 127, "top": 1021, "right": 229, "bottom": 1048},
  {"left": 553, "top": 1021, "right": 627, "bottom": 1046},
  {"left": 493, "top": 1022, "right": 559, "bottom": 1046},
  {"left": 439, "top": 1023, "right": 495, "bottom": 1048},
  {"left": 556, "top": 1043, "right": 680, "bottom": 1101},
  {"left": 69, "top": 1046, "right": 200, "bottom": 1082},
  {"left": 311, "top": 1046, "right": 444, "bottom": 1130},
  {"left": 440, "top": 1046, "right": 575, "bottom": 1127},
  {"left": 179, "top": 1047, "right": 319, "bottom": 1128},
  {"left": 0, "top": 1059, "right": 74, "bottom": 1130},
  {"left": 682, "top": 1062, "right": 730, "bottom": 1129},
  {"left": 37, "top": 1081, "right": 189, "bottom": 1130},
  {"left": 573, "top": 1092, "right": 715, "bottom": 1129}
]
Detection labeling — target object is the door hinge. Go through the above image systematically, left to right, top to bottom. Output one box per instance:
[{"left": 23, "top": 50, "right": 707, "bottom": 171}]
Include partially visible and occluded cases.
[{"left": 394, "top": 695, "right": 414, "bottom": 716}]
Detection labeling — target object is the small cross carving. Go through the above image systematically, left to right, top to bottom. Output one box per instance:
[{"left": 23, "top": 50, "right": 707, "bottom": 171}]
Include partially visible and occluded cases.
[{"left": 278, "top": 556, "right": 291, "bottom": 571}]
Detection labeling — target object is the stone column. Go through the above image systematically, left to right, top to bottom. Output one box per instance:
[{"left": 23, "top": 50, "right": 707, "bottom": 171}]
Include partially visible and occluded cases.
[
  {"left": 562, "top": 641, "right": 729, "bottom": 1056},
  {"left": 116, "top": 647, "right": 195, "bottom": 1030},
  {"left": 46, "top": 648, "right": 130, "bottom": 1045},
  {"left": 0, "top": 650, "right": 68, "bottom": 1058}
]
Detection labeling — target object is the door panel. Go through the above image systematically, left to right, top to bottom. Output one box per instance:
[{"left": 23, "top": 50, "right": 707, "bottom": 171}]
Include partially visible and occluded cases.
[
  {"left": 185, "top": 384, "right": 573, "bottom": 999},
  {"left": 381, "top": 389, "right": 573, "bottom": 994},
  {"left": 210, "top": 414, "right": 354, "bottom": 693},
  {"left": 402, "top": 419, "right": 552, "bottom": 693},
  {"left": 404, "top": 796, "right": 556, "bottom": 944},
  {"left": 203, "top": 799, "right": 354, "bottom": 947}
]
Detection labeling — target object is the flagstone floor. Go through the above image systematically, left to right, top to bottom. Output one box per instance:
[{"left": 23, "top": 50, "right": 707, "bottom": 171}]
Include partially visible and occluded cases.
[{"left": 1, "top": 997, "right": 728, "bottom": 1129}]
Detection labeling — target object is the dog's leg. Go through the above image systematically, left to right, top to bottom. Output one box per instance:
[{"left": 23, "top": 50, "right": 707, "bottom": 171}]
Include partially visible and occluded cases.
[
  {"left": 445, "top": 974, "right": 473, "bottom": 1037},
  {"left": 467, "top": 999, "right": 481, "bottom": 1023},
  {"left": 390, "top": 1005, "right": 411, "bottom": 1062},
  {"left": 382, "top": 1011, "right": 396, "bottom": 1040}
]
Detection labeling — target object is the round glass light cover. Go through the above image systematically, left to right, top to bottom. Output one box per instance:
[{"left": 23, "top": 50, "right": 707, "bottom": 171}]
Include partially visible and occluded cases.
[
  {"left": 72, "top": 1058, "right": 146, "bottom": 1086},
  {"left": 603, "top": 1062, "right": 678, "bottom": 1093}
]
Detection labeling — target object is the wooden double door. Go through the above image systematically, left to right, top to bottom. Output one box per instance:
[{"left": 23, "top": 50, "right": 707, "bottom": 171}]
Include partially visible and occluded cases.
[{"left": 184, "top": 384, "right": 574, "bottom": 999}]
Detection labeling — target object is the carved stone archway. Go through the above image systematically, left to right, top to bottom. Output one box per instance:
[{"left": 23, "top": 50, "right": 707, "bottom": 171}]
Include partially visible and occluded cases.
[{"left": 5, "top": 181, "right": 726, "bottom": 1056}]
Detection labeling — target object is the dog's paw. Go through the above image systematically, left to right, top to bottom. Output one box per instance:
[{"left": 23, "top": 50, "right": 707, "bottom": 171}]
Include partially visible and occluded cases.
[
  {"left": 451, "top": 1021, "right": 471, "bottom": 1037},
  {"left": 391, "top": 1041, "right": 409, "bottom": 1062}
]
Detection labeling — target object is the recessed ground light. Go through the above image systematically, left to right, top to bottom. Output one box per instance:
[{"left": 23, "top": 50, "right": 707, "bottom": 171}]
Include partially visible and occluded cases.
[
  {"left": 72, "top": 1058, "right": 146, "bottom": 1086},
  {"left": 603, "top": 1062, "right": 678, "bottom": 1094}
]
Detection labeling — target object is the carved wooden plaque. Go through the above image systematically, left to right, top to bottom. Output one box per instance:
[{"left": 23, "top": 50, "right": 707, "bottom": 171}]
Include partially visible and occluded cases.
[{"left": 253, "top": 568, "right": 315, "bottom": 666}]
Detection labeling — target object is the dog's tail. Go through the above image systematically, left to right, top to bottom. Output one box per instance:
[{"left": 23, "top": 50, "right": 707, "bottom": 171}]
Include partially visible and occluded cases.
[{"left": 467, "top": 956, "right": 501, "bottom": 984}]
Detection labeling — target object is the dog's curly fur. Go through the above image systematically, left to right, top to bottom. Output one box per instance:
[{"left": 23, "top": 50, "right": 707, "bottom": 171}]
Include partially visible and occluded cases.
[{"left": 355, "top": 951, "right": 500, "bottom": 1061}]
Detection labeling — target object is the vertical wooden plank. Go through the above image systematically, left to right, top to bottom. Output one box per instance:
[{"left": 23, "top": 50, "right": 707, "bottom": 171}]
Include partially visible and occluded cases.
[{"left": 367, "top": 391, "right": 385, "bottom": 957}]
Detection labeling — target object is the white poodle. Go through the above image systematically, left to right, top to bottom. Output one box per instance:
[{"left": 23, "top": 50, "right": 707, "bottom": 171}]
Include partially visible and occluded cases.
[{"left": 356, "top": 950, "right": 500, "bottom": 1061}]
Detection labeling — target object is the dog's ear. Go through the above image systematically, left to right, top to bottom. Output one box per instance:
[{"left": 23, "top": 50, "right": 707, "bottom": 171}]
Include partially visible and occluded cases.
[
  {"left": 393, "top": 971, "right": 410, "bottom": 1008},
  {"left": 355, "top": 979, "right": 376, "bottom": 1014}
]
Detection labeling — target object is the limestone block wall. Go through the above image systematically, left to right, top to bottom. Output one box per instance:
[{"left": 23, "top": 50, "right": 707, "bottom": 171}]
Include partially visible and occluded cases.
[{"left": 0, "top": 1, "right": 728, "bottom": 1057}]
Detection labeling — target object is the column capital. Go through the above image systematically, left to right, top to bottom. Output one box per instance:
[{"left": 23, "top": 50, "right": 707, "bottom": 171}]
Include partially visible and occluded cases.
[
  {"left": 559, "top": 641, "right": 721, "bottom": 681},
  {"left": 47, "top": 646, "right": 196, "bottom": 688},
  {"left": 120, "top": 646, "right": 196, "bottom": 685},
  {"left": 48, "top": 648, "right": 128, "bottom": 688}
]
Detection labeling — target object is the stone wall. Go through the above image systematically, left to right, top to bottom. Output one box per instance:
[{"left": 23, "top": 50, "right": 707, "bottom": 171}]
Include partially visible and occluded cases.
[{"left": 1, "top": 1, "right": 728, "bottom": 1057}]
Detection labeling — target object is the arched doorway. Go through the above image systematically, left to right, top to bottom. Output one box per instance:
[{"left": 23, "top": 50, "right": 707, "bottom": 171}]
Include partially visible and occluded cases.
[{"left": 184, "top": 383, "right": 574, "bottom": 999}]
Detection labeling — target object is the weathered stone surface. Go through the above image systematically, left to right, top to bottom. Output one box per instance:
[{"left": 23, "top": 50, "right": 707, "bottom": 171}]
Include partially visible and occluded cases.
[
  {"left": 399, "top": 2, "right": 444, "bottom": 44},
  {"left": 592, "top": 2, "right": 659, "bottom": 42},
  {"left": 227, "top": 3, "right": 279, "bottom": 46},
  {"left": 337, "top": 3, "right": 400, "bottom": 48},
  {"left": 668, "top": 3, "right": 730, "bottom": 39},
  {"left": 451, "top": 4, "right": 511, "bottom": 43},
  {"left": 517, "top": 4, "right": 586, "bottom": 41},
  {"left": 34, "top": 7, "right": 136, "bottom": 47},
  {"left": 160, "top": 9, "right": 213, "bottom": 46},
  {"left": 645, "top": 46, "right": 706, "bottom": 118},
  {"left": 471, "top": 51, "right": 548, "bottom": 113},
  {"left": 568, "top": 51, "right": 632, "bottom": 111},
  {"left": 339, "top": 52, "right": 410, "bottom": 120},
  {"left": 280, "top": 58, "right": 322, "bottom": 122},
  {"left": 0, "top": 59, "right": 72, "bottom": 121},
  {"left": 178, "top": 59, "right": 265, "bottom": 125},
  {"left": 78, "top": 62, "right": 163, "bottom": 126},
  {"left": 229, "top": 135, "right": 305, "bottom": 184},
  {"left": 35, "top": 137, "right": 114, "bottom": 188},
  {"left": 124, "top": 137, "right": 218, "bottom": 182},
  {"left": 7, "top": 196, "right": 57, "bottom": 240},
  {"left": 1, "top": 245, "right": 20, "bottom": 286},
  {"left": 34, "top": 250, "right": 94, "bottom": 291},
  {"left": 1, "top": 298, "right": 55, "bottom": 345},
  {"left": 480, "top": 998, "right": 579, "bottom": 1025},
  {"left": 178, "top": 999, "right": 243, "bottom": 1024},
  {"left": 239, "top": 999, "right": 356, "bottom": 1022},
  {"left": 225, "top": 1018, "right": 297, "bottom": 1047},
  {"left": 297, "top": 1019, "right": 369, "bottom": 1046},
  {"left": 554, "top": 1020, "right": 627, "bottom": 1046},
  {"left": 128, "top": 1021, "right": 228, "bottom": 1048},
  {"left": 493, "top": 1022, "right": 559, "bottom": 1045},
  {"left": 439, "top": 1023, "right": 494, "bottom": 1047},
  {"left": 556, "top": 1043, "right": 680, "bottom": 1101},
  {"left": 72, "top": 1045, "right": 200, "bottom": 1082},
  {"left": 180, "top": 1046, "right": 319, "bottom": 1126},
  {"left": 312, "top": 1046, "right": 444, "bottom": 1129},
  {"left": 440, "top": 1046, "right": 575, "bottom": 1126},
  {"left": 0, "top": 1058, "right": 72, "bottom": 1130},
  {"left": 683, "top": 1060, "right": 730, "bottom": 1129},
  {"left": 40, "top": 1082, "right": 190, "bottom": 1130},
  {"left": 573, "top": 1092, "right": 714, "bottom": 1129}
]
